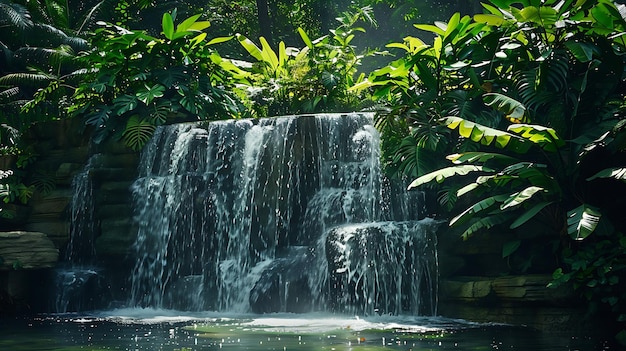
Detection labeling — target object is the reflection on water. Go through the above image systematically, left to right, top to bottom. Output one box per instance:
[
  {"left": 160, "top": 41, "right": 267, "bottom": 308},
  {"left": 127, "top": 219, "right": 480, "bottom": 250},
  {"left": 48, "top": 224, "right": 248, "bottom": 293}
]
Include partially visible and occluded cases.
[{"left": 0, "top": 310, "right": 610, "bottom": 350}]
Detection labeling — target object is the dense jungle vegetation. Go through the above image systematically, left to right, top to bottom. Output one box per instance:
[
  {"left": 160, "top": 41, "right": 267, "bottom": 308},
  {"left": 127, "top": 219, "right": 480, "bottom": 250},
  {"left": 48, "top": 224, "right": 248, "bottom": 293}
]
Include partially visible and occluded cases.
[{"left": 1, "top": 0, "right": 625, "bottom": 344}]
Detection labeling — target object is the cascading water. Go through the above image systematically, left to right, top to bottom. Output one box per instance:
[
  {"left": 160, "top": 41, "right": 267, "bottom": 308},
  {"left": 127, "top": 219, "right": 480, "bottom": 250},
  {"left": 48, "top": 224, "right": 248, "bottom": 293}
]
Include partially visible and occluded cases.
[
  {"left": 129, "top": 113, "right": 439, "bottom": 315},
  {"left": 55, "top": 158, "right": 103, "bottom": 312}
]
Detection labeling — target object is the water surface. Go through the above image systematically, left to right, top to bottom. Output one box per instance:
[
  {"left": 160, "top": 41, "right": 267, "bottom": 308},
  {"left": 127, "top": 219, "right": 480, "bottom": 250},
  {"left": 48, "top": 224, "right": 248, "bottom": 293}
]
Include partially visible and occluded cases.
[{"left": 0, "top": 309, "right": 608, "bottom": 350}]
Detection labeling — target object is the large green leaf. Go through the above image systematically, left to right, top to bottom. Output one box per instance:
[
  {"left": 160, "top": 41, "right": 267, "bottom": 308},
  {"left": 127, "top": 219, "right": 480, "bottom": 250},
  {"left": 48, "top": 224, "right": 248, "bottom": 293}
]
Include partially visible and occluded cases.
[
  {"left": 512, "top": 6, "right": 559, "bottom": 27},
  {"left": 162, "top": 13, "right": 175, "bottom": 40},
  {"left": 175, "top": 14, "right": 202, "bottom": 33},
  {"left": 474, "top": 14, "right": 506, "bottom": 26},
  {"left": 414, "top": 23, "right": 445, "bottom": 36},
  {"left": 298, "top": 27, "right": 314, "bottom": 49},
  {"left": 237, "top": 34, "right": 263, "bottom": 61},
  {"left": 206, "top": 36, "right": 233, "bottom": 46},
  {"left": 259, "top": 37, "right": 279, "bottom": 72},
  {"left": 565, "top": 41, "right": 596, "bottom": 62},
  {"left": 136, "top": 84, "right": 165, "bottom": 105},
  {"left": 483, "top": 93, "right": 527, "bottom": 122},
  {"left": 112, "top": 94, "right": 139, "bottom": 115},
  {"left": 84, "top": 106, "right": 111, "bottom": 127},
  {"left": 122, "top": 115, "right": 156, "bottom": 151},
  {"left": 443, "top": 116, "right": 532, "bottom": 152},
  {"left": 507, "top": 124, "right": 565, "bottom": 152},
  {"left": 447, "top": 152, "right": 518, "bottom": 166},
  {"left": 408, "top": 165, "right": 488, "bottom": 189},
  {"left": 587, "top": 167, "right": 626, "bottom": 182},
  {"left": 500, "top": 186, "right": 545, "bottom": 210},
  {"left": 451, "top": 194, "right": 508, "bottom": 226},
  {"left": 510, "top": 201, "right": 554, "bottom": 229},
  {"left": 567, "top": 205, "right": 602, "bottom": 241},
  {"left": 461, "top": 212, "right": 514, "bottom": 240},
  {"left": 502, "top": 240, "right": 521, "bottom": 258}
]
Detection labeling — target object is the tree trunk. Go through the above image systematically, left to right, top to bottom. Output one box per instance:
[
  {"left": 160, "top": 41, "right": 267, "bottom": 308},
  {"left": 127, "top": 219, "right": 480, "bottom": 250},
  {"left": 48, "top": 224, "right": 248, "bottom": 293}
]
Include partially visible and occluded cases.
[{"left": 256, "top": 0, "right": 274, "bottom": 47}]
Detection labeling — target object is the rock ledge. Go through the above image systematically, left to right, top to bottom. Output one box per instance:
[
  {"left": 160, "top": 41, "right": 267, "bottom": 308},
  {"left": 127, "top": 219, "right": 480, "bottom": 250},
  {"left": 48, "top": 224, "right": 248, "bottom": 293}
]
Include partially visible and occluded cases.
[{"left": 0, "top": 231, "right": 59, "bottom": 270}]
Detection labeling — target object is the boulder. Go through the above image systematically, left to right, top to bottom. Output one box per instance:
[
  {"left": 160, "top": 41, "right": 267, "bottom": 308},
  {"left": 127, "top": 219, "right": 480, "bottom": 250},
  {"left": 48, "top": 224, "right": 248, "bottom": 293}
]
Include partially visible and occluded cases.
[{"left": 0, "top": 231, "right": 59, "bottom": 270}]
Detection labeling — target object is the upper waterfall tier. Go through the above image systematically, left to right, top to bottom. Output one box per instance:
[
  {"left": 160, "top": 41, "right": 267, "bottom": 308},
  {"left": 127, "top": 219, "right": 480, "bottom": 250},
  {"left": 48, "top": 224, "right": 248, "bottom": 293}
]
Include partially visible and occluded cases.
[{"left": 129, "top": 113, "right": 437, "bottom": 314}]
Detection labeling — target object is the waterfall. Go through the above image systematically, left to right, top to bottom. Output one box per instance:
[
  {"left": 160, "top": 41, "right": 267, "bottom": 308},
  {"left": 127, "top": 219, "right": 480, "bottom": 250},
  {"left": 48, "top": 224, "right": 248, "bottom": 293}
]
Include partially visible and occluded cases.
[
  {"left": 129, "top": 113, "right": 438, "bottom": 314},
  {"left": 55, "top": 158, "right": 103, "bottom": 312}
]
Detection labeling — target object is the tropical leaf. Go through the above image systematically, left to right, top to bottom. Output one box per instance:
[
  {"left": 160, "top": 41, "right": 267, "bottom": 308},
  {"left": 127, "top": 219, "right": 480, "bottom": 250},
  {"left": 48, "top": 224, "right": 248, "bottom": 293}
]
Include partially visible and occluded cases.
[
  {"left": 0, "top": 1, "right": 33, "bottom": 30},
  {"left": 512, "top": 6, "right": 559, "bottom": 27},
  {"left": 161, "top": 12, "right": 175, "bottom": 40},
  {"left": 474, "top": 13, "right": 506, "bottom": 26},
  {"left": 175, "top": 14, "right": 202, "bottom": 33},
  {"left": 30, "top": 23, "right": 87, "bottom": 51},
  {"left": 414, "top": 23, "right": 445, "bottom": 36},
  {"left": 298, "top": 27, "right": 314, "bottom": 49},
  {"left": 237, "top": 34, "right": 263, "bottom": 61},
  {"left": 206, "top": 35, "right": 233, "bottom": 46},
  {"left": 259, "top": 36, "right": 279, "bottom": 72},
  {"left": 565, "top": 40, "right": 596, "bottom": 62},
  {"left": 154, "top": 67, "right": 187, "bottom": 88},
  {"left": 0, "top": 73, "right": 52, "bottom": 88},
  {"left": 136, "top": 84, "right": 165, "bottom": 105},
  {"left": 0, "top": 87, "right": 20, "bottom": 102},
  {"left": 483, "top": 93, "right": 527, "bottom": 122},
  {"left": 112, "top": 94, "right": 139, "bottom": 115},
  {"left": 150, "top": 100, "right": 171, "bottom": 124},
  {"left": 84, "top": 106, "right": 111, "bottom": 127},
  {"left": 122, "top": 115, "right": 155, "bottom": 151},
  {"left": 442, "top": 116, "right": 532, "bottom": 152},
  {"left": 507, "top": 124, "right": 565, "bottom": 152},
  {"left": 447, "top": 152, "right": 518, "bottom": 166},
  {"left": 408, "top": 165, "right": 488, "bottom": 189},
  {"left": 586, "top": 167, "right": 626, "bottom": 182},
  {"left": 30, "top": 169, "right": 56, "bottom": 195},
  {"left": 456, "top": 182, "right": 480, "bottom": 197},
  {"left": 500, "top": 186, "right": 545, "bottom": 210},
  {"left": 450, "top": 194, "right": 508, "bottom": 226},
  {"left": 510, "top": 200, "right": 554, "bottom": 229},
  {"left": 567, "top": 205, "right": 601, "bottom": 241},
  {"left": 461, "top": 212, "right": 514, "bottom": 240},
  {"left": 502, "top": 240, "right": 521, "bottom": 258}
]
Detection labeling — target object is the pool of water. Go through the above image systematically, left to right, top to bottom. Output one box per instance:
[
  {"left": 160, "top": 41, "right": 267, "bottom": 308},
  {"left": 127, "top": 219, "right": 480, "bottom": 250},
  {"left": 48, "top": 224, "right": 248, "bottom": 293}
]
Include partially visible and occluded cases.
[{"left": 0, "top": 309, "right": 610, "bottom": 350}]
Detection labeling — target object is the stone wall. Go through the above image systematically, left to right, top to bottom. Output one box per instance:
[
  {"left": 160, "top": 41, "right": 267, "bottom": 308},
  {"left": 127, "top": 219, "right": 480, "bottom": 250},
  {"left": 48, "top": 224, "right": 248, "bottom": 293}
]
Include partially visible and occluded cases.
[
  {"left": 0, "top": 119, "right": 139, "bottom": 313},
  {"left": 436, "top": 224, "right": 596, "bottom": 333}
]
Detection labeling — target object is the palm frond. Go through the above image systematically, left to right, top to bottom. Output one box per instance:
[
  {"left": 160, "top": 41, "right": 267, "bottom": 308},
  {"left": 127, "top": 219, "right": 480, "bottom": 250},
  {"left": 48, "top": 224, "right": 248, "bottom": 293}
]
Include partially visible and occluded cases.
[
  {"left": 0, "top": 1, "right": 33, "bottom": 30},
  {"left": 27, "top": 23, "right": 88, "bottom": 52},
  {"left": 13, "top": 46, "right": 74, "bottom": 70},
  {"left": 541, "top": 50, "right": 569, "bottom": 93},
  {"left": 0, "top": 72, "right": 52, "bottom": 88},
  {"left": 0, "top": 86, "right": 19, "bottom": 102}
]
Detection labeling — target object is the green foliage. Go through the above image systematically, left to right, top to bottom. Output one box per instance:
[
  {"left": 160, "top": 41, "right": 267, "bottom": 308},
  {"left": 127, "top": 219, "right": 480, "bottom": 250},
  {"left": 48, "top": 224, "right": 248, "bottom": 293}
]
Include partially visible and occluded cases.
[
  {"left": 0, "top": 0, "right": 87, "bottom": 135},
  {"left": 369, "top": 0, "right": 626, "bottom": 338},
  {"left": 237, "top": 7, "right": 376, "bottom": 117},
  {"left": 70, "top": 10, "right": 248, "bottom": 149},
  {"left": 0, "top": 151, "right": 43, "bottom": 207},
  {"left": 549, "top": 231, "right": 626, "bottom": 340}
]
